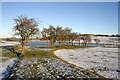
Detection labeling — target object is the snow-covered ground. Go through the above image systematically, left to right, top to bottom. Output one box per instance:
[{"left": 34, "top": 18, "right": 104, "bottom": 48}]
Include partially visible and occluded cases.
[
  {"left": 0, "top": 36, "right": 119, "bottom": 79},
  {"left": 74, "top": 36, "right": 119, "bottom": 45},
  {"left": 91, "top": 36, "right": 119, "bottom": 45},
  {"left": 0, "top": 41, "right": 20, "bottom": 46},
  {"left": 54, "top": 47, "right": 118, "bottom": 78},
  {"left": 0, "top": 57, "right": 16, "bottom": 79}
]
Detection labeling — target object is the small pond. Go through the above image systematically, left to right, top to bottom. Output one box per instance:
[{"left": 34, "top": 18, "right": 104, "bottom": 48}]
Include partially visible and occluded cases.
[{"left": 26, "top": 42, "right": 104, "bottom": 47}]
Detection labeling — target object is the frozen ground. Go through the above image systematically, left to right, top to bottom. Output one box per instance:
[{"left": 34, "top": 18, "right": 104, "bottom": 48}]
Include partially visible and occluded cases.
[
  {"left": 0, "top": 36, "right": 119, "bottom": 79},
  {"left": 74, "top": 36, "right": 119, "bottom": 46},
  {"left": 91, "top": 36, "right": 119, "bottom": 44},
  {"left": 0, "top": 41, "right": 20, "bottom": 46},
  {"left": 54, "top": 47, "right": 118, "bottom": 78},
  {"left": 0, "top": 57, "right": 16, "bottom": 79},
  {"left": 1, "top": 57, "right": 103, "bottom": 79}
]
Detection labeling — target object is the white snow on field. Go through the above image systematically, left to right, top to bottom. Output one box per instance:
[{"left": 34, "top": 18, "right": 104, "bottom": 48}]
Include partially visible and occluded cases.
[
  {"left": 74, "top": 36, "right": 119, "bottom": 45},
  {"left": 91, "top": 36, "right": 119, "bottom": 44},
  {"left": 0, "top": 41, "right": 20, "bottom": 46},
  {"left": 54, "top": 47, "right": 118, "bottom": 78},
  {"left": 0, "top": 57, "right": 16, "bottom": 79}
]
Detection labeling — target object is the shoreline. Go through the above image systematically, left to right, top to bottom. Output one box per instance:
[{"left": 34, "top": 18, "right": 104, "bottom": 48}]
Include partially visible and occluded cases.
[{"left": 0, "top": 36, "right": 119, "bottom": 48}]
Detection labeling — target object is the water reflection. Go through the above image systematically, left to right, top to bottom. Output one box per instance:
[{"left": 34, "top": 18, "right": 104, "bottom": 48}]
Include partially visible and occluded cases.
[{"left": 26, "top": 42, "right": 104, "bottom": 47}]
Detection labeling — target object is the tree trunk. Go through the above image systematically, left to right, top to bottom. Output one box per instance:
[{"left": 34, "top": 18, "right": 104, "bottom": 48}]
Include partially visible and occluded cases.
[
  {"left": 50, "top": 39, "right": 52, "bottom": 47},
  {"left": 47, "top": 40, "right": 48, "bottom": 47},
  {"left": 62, "top": 40, "right": 64, "bottom": 46},
  {"left": 68, "top": 40, "right": 71, "bottom": 45},
  {"left": 72, "top": 40, "right": 73, "bottom": 45},
  {"left": 78, "top": 40, "right": 80, "bottom": 46},
  {"left": 21, "top": 41, "right": 26, "bottom": 55},
  {"left": 58, "top": 41, "right": 61, "bottom": 47},
  {"left": 67, "top": 41, "right": 69, "bottom": 45},
  {"left": 50, "top": 42, "right": 52, "bottom": 47},
  {"left": 53, "top": 42, "right": 55, "bottom": 47},
  {"left": 72, "top": 42, "right": 73, "bottom": 45},
  {"left": 51, "top": 43, "right": 53, "bottom": 47},
  {"left": 78, "top": 43, "right": 80, "bottom": 46},
  {"left": 85, "top": 43, "right": 87, "bottom": 46}
]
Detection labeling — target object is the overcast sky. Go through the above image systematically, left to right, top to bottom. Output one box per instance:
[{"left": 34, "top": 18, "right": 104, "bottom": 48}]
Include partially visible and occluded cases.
[{"left": 2, "top": 2, "right": 118, "bottom": 38}]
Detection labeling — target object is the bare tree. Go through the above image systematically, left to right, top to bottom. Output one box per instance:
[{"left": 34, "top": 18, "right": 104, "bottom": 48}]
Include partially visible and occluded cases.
[
  {"left": 13, "top": 15, "right": 39, "bottom": 55},
  {"left": 46, "top": 25, "right": 56, "bottom": 47},
  {"left": 41, "top": 26, "right": 83, "bottom": 47},
  {"left": 42, "top": 26, "right": 72, "bottom": 47},
  {"left": 56, "top": 26, "right": 62, "bottom": 47},
  {"left": 41, "top": 27, "right": 49, "bottom": 47},
  {"left": 64, "top": 27, "right": 72, "bottom": 45},
  {"left": 70, "top": 32, "right": 78, "bottom": 45},
  {"left": 77, "top": 33, "right": 81, "bottom": 46},
  {"left": 81, "top": 35, "right": 91, "bottom": 46},
  {"left": 88, "top": 36, "right": 92, "bottom": 44},
  {"left": 36, "top": 37, "right": 39, "bottom": 40},
  {"left": 94, "top": 38, "right": 100, "bottom": 45}
]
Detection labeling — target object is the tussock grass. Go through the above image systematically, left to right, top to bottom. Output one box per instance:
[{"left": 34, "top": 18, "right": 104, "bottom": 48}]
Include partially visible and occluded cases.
[
  {"left": 1, "top": 45, "right": 95, "bottom": 58},
  {"left": 1, "top": 45, "right": 105, "bottom": 78},
  {"left": 37, "top": 45, "right": 95, "bottom": 49},
  {"left": 14, "top": 47, "right": 22, "bottom": 50},
  {"left": 1, "top": 49, "right": 54, "bottom": 58},
  {"left": 24, "top": 50, "right": 54, "bottom": 58},
  {"left": 2, "top": 51, "right": 18, "bottom": 58}
]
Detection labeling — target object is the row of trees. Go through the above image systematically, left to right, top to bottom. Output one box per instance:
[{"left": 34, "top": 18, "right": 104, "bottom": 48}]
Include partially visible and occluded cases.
[
  {"left": 13, "top": 16, "right": 100, "bottom": 55},
  {"left": 41, "top": 25, "right": 93, "bottom": 47}
]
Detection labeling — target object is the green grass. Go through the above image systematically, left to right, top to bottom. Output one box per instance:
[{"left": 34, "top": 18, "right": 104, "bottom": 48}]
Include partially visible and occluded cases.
[
  {"left": 1, "top": 45, "right": 95, "bottom": 58},
  {"left": 1, "top": 45, "right": 105, "bottom": 78},
  {"left": 36, "top": 45, "right": 95, "bottom": 49},
  {"left": 55, "top": 45, "right": 94, "bottom": 49},
  {"left": 14, "top": 46, "right": 22, "bottom": 50},
  {"left": 1, "top": 49, "right": 54, "bottom": 58},
  {"left": 24, "top": 50, "right": 54, "bottom": 58},
  {"left": 2, "top": 51, "right": 18, "bottom": 58}
]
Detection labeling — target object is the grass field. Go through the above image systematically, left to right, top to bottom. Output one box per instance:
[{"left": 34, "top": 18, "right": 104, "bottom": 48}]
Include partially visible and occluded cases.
[
  {"left": 1, "top": 45, "right": 95, "bottom": 58},
  {"left": 1, "top": 45, "right": 106, "bottom": 79}
]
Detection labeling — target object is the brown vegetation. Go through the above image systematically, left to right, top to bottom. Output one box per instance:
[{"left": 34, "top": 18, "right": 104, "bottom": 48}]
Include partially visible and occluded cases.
[
  {"left": 12, "top": 15, "right": 93, "bottom": 55},
  {"left": 13, "top": 15, "right": 39, "bottom": 55},
  {"left": 41, "top": 25, "right": 92, "bottom": 47}
]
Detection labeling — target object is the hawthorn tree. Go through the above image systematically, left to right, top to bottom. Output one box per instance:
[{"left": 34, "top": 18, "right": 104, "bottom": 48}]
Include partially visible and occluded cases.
[
  {"left": 13, "top": 15, "right": 39, "bottom": 55},
  {"left": 48, "top": 25, "right": 56, "bottom": 47},
  {"left": 56, "top": 26, "right": 62, "bottom": 47},
  {"left": 41, "top": 27, "right": 49, "bottom": 47},
  {"left": 64, "top": 27, "right": 72, "bottom": 45},
  {"left": 70, "top": 32, "right": 78, "bottom": 45},
  {"left": 77, "top": 33, "right": 81, "bottom": 46},
  {"left": 81, "top": 35, "right": 91, "bottom": 46},
  {"left": 94, "top": 38, "right": 100, "bottom": 45}
]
